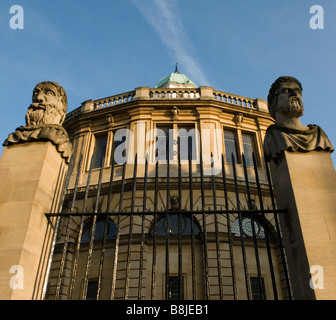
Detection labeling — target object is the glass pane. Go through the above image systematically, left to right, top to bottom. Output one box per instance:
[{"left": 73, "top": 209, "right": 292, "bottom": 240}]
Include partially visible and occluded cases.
[
  {"left": 156, "top": 127, "right": 174, "bottom": 161},
  {"left": 178, "top": 127, "right": 196, "bottom": 160},
  {"left": 224, "top": 130, "right": 238, "bottom": 163},
  {"left": 111, "top": 133, "right": 127, "bottom": 165},
  {"left": 242, "top": 133, "right": 256, "bottom": 167},
  {"left": 92, "top": 135, "right": 107, "bottom": 169},
  {"left": 151, "top": 214, "right": 200, "bottom": 236},
  {"left": 231, "top": 217, "right": 265, "bottom": 239},
  {"left": 81, "top": 219, "right": 117, "bottom": 243},
  {"left": 168, "top": 276, "right": 183, "bottom": 300},
  {"left": 250, "top": 277, "right": 266, "bottom": 300},
  {"left": 86, "top": 280, "right": 98, "bottom": 300}
]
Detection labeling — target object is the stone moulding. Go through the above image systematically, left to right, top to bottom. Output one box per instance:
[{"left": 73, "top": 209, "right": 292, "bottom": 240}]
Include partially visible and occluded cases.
[{"left": 3, "top": 124, "right": 72, "bottom": 163}]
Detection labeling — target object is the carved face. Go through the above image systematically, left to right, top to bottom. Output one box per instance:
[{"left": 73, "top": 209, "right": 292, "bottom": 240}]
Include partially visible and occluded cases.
[
  {"left": 275, "top": 81, "right": 304, "bottom": 118},
  {"left": 26, "top": 82, "right": 66, "bottom": 126}
]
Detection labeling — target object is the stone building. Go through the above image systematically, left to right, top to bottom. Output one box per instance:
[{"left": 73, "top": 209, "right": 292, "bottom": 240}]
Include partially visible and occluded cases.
[
  {"left": 0, "top": 70, "right": 335, "bottom": 300},
  {"left": 40, "top": 70, "right": 291, "bottom": 301}
]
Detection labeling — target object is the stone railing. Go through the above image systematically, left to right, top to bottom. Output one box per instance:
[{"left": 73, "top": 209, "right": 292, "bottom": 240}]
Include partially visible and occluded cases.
[
  {"left": 64, "top": 86, "right": 268, "bottom": 122},
  {"left": 148, "top": 88, "right": 200, "bottom": 99},
  {"left": 212, "top": 89, "right": 256, "bottom": 109},
  {"left": 92, "top": 91, "right": 136, "bottom": 110}
]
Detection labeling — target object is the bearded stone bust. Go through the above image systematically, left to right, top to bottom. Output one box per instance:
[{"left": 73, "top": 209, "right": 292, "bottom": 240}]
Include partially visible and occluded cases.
[
  {"left": 263, "top": 76, "right": 334, "bottom": 160},
  {"left": 3, "top": 81, "right": 72, "bottom": 162},
  {"left": 26, "top": 81, "right": 67, "bottom": 126}
]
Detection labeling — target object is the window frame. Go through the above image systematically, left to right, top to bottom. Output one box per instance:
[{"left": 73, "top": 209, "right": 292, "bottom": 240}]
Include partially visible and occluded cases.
[
  {"left": 154, "top": 122, "right": 199, "bottom": 163},
  {"left": 87, "top": 126, "right": 129, "bottom": 171},
  {"left": 222, "top": 126, "right": 261, "bottom": 167},
  {"left": 110, "top": 128, "right": 129, "bottom": 166},
  {"left": 223, "top": 128, "right": 240, "bottom": 164},
  {"left": 241, "top": 131, "right": 259, "bottom": 167},
  {"left": 90, "top": 133, "right": 108, "bottom": 169},
  {"left": 150, "top": 213, "right": 201, "bottom": 237},
  {"left": 81, "top": 218, "right": 117, "bottom": 244},
  {"left": 167, "top": 275, "right": 185, "bottom": 300},
  {"left": 250, "top": 276, "right": 266, "bottom": 300},
  {"left": 84, "top": 279, "right": 99, "bottom": 300}
]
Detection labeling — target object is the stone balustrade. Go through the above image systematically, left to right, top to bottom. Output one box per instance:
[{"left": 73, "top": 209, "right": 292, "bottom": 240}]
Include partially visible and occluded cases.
[
  {"left": 64, "top": 86, "right": 268, "bottom": 122},
  {"left": 148, "top": 88, "right": 200, "bottom": 99},
  {"left": 213, "top": 90, "right": 256, "bottom": 109},
  {"left": 93, "top": 91, "right": 136, "bottom": 110}
]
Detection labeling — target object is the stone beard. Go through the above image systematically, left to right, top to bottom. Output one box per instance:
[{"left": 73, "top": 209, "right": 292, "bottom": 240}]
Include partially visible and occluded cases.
[
  {"left": 263, "top": 76, "right": 334, "bottom": 160},
  {"left": 26, "top": 104, "right": 63, "bottom": 126}
]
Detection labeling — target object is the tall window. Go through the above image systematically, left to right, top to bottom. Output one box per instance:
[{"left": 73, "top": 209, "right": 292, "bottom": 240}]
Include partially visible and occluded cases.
[
  {"left": 155, "top": 124, "right": 197, "bottom": 161},
  {"left": 156, "top": 126, "right": 174, "bottom": 161},
  {"left": 178, "top": 126, "right": 197, "bottom": 160},
  {"left": 111, "top": 130, "right": 127, "bottom": 165},
  {"left": 224, "top": 130, "right": 238, "bottom": 163},
  {"left": 242, "top": 133, "right": 257, "bottom": 167},
  {"left": 91, "top": 134, "right": 107, "bottom": 169},
  {"left": 168, "top": 276, "right": 184, "bottom": 300},
  {"left": 250, "top": 277, "right": 266, "bottom": 300},
  {"left": 86, "top": 280, "right": 98, "bottom": 300}
]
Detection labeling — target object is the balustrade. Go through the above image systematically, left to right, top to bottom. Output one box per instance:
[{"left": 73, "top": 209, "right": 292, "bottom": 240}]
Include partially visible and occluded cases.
[
  {"left": 64, "top": 87, "right": 265, "bottom": 123},
  {"left": 93, "top": 91, "right": 136, "bottom": 110}
]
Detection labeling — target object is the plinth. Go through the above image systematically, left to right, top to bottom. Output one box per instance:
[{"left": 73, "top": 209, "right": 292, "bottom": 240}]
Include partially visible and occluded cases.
[
  {"left": 0, "top": 141, "right": 67, "bottom": 299},
  {"left": 269, "top": 151, "right": 336, "bottom": 300}
]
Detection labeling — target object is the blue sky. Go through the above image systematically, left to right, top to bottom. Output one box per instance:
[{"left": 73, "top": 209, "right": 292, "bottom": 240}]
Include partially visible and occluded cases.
[{"left": 0, "top": 0, "right": 335, "bottom": 165}]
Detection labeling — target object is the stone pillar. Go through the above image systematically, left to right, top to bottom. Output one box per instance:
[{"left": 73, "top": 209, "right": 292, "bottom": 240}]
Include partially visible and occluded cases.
[
  {"left": 199, "top": 86, "right": 213, "bottom": 99},
  {"left": 135, "top": 87, "right": 149, "bottom": 100},
  {"left": 0, "top": 141, "right": 67, "bottom": 299},
  {"left": 269, "top": 151, "right": 336, "bottom": 300}
]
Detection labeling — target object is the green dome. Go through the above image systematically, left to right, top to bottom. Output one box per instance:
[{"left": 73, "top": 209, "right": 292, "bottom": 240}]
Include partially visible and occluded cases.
[{"left": 156, "top": 72, "right": 196, "bottom": 88}]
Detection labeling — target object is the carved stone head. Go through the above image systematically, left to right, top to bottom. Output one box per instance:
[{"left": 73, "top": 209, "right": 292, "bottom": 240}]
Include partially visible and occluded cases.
[
  {"left": 267, "top": 76, "right": 304, "bottom": 121},
  {"left": 26, "top": 81, "right": 67, "bottom": 126},
  {"left": 170, "top": 195, "right": 179, "bottom": 210}
]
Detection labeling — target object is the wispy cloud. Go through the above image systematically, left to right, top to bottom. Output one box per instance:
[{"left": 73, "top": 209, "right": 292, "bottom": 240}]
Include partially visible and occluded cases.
[{"left": 131, "top": 0, "right": 209, "bottom": 86}]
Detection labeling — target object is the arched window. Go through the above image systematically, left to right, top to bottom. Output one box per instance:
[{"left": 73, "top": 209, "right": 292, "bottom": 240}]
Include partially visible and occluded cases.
[
  {"left": 150, "top": 214, "right": 201, "bottom": 236},
  {"left": 231, "top": 216, "right": 265, "bottom": 239},
  {"left": 81, "top": 218, "right": 117, "bottom": 243}
]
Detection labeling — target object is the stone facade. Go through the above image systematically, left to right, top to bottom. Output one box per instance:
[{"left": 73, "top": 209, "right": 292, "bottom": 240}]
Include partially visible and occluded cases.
[{"left": 41, "top": 75, "right": 290, "bottom": 300}]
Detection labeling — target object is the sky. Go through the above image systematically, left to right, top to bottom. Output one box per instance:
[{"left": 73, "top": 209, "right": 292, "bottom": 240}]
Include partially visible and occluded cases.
[{"left": 0, "top": 0, "right": 335, "bottom": 165}]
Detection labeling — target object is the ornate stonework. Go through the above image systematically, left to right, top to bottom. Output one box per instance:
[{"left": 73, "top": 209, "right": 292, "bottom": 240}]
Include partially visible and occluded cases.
[
  {"left": 264, "top": 76, "right": 334, "bottom": 160},
  {"left": 3, "top": 81, "right": 72, "bottom": 162}
]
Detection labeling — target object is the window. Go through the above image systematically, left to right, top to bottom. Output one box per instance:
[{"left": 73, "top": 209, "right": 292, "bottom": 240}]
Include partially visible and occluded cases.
[
  {"left": 155, "top": 124, "right": 197, "bottom": 162},
  {"left": 156, "top": 126, "right": 174, "bottom": 161},
  {"left": 177, "top": 127, "right": 197, "bottom": 160},
  {"left": 223, "top": 129, "right": 260, "bottom": 167},
  {"left": 111, "top": 130, "right": 127, "bottom": 165},
  {"left": 224, "top": 130, "right": 238, "bottom": 163},
  {"left": 242, "top": 133, "right": 257, "bottom": 167},
  {"left": 91, "top": 134, "right": 107, "bottom": 169},
  {"left": 150, "top": 214, "right": 201, "bottom": 236},
  {"left": 231, "top": 217, "right": 265, "bottom": 239},
  {"left": 81, "top": 219, "right": 117, "bottom": 243},
  {"left": 168, "top": 276, "right": 184, "bottom": 300},
  {"left": 250, "top": 277, "right": 266, "bottom": 300},
  {"left": 86, "top": 280, "right": 98, "bottom": 300}
]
